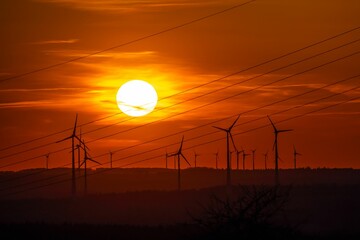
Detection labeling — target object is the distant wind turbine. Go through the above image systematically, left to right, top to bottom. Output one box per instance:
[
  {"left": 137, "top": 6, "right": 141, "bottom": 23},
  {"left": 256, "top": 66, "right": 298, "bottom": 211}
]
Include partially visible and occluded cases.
[
  {"left": 56, "top": 114, "right": 80, "bottom": 197},
  {"left": 213, "top": 115, "right": 240, "bottom": 187},
  {"left": 267, "top": 115, "right": 293, "bottom": 185},
  {"left": 168, "top": 136, "right": 191, "bottom": 191},
  {"left": 80, "top": 140, "right": 101, "bottom": 195},
  {"left": 293, "top": 145, "right": 302, "bottom": 169},
  {"left": 235, "top": 149, "right": 244, "bottom": 170},
  {"left": 252, "top": 149, "right": 256, "bottom": 171},
  {"left": 242, "top": 150, "right": 250, "bottom": 170},
  {"left": 109, "top": 151, "right": 114, "bottom": 169},
  {"left": 165, "top": 151, "right": 169, "bottom": 169},
  {"left": 194, "top": 151, "right": 200, "bottom": 168},
  {"left": 214, "top": 151, "right": 219, "bottom": 169},
  {"left": 263, "top": 151, "right": 268, "bottom": 170},
  {"left": 45, "top": 153, "right": 50, "bottom": 170}
]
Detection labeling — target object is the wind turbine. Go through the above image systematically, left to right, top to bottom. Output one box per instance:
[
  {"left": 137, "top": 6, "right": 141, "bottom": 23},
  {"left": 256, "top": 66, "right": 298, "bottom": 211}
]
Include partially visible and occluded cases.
[
  {"left": 56, "top": 113, "right": 80, "bottom": 197},
  {"left": 213, "top": 115, "right": 240, "bottom": 187},
  {"left": 267, "top": 115, "right": 293, "bottom": 185},
  {"left": 76, "top": 128, "right": 83, "bottom": 173},
  {"left": 168, "top": 136, "right": 191, "bottom": 191},
  {"left": 80, "top": 140, "right": 101, "bottom": 195},
  {"left": 293, "top": 145, "right": 302, "bottom": 169},
  {"left": 235, "top": 149, "right": 244, "bottom": 170},
  {"left": 251, "top": 149, "right": 256, "bottom": 171},
  {"left": 242, "top": 150, "right": 250, "bottom": 170},
  {"left": 109, "top": 151, "right": 114, "bottom": 169},
  {"left": 165, "top": 151, "right": 169, "bottom": 169},
  {"left": 194, "top": 151, "right": 200, "bottom": 168},
  {"left": 214, "top": 151, "right": 219, "bottom": 169},
  {"left": 263, "top": 151, "right": 268, "bottom": 170},
  {"left": 44, "top": 153, "right": 50, "bottom": 170},
  {"left": 173, "top": 155, "right": 176, "bottom": 169}
]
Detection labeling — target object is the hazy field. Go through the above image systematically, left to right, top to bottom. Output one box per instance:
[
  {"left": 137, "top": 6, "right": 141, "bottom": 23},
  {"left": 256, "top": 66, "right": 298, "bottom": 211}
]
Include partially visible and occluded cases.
[{"left": 0, "top": 168, "right": 359, "bottom": 239}]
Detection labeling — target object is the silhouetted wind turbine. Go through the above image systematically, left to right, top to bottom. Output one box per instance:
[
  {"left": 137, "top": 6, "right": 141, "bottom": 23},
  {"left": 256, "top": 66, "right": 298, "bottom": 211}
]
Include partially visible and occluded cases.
[
  {"left": 56, "top": 114, "right": 80, "bottom": 197},
  {"left": 213, "top": 115, "right": 240, "bottom": 187},
  {"left": 267, "top": 115, "right": 293, "bottom": 185},
  {"left": 77, "top": 128, "right": 83, "bottom": 173},
  {"left": 168, "top": 136, "right": 191, "bottom": 191},
  {"left": 80, "top": 140, "right": 101, "bottom": 195},
  {"left": 293, "top": 145, "right": 302, "bottom": 169},
  {"left": 235, "top": 149, "right": 243, "bottom": 170},
  {"left": 251, "top": 149, "right": 256, "bottom": 171},
  {"left": 242, "top": 150, "right": 250, "bottom": 170},
  {"left": 109, "top": 151, "right": 114, "bottom": 169},
  {"left": 165, "top": 151, "right": 169, "bottom": 169},
  {"left": 194, "top": 151, "right": 200, "bottom": 168},
  {"left": 214, "top": 151, "right": 219, "bottom": 169},
  {"left": 263, "top": 151, "right": 268, "bottom": 170},
  {"left": 45, "top": 153, "right": 50, "bottom": 170}
]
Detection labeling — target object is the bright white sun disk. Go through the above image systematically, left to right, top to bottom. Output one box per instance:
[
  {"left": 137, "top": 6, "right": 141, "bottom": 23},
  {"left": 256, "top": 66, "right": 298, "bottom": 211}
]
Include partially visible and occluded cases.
[{"left": 116, "top": 80, "right": 158, "bottom": 117}]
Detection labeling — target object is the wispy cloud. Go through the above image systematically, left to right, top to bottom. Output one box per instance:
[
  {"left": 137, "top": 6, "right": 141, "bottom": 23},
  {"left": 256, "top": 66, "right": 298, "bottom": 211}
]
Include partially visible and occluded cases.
[
  {"left": 36, "top": 0, "right": 218, "bottom": 13},
  {"left": 30, "top": 39, "right": 79, "bottom": 45},
  {"left": 44, "top": 50, "right": 157, "bottom": 60},
  {"left": 0, "top": 87, "right": 84, "bottom": 93},
  {"left": 0, "top": 101, "right": 54, "bottom": 109}
]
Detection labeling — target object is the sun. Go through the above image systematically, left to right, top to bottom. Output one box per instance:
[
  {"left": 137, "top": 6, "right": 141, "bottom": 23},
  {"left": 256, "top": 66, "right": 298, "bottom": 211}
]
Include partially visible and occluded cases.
[{"left": 116, "top": 80, "right": 158, "bottom": 117}]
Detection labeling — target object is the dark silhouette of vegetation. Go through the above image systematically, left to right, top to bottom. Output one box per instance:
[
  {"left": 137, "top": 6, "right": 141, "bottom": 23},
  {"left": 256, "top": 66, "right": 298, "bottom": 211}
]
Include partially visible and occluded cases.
[{"left": 191, "top": 186, "right": 302, "bottom": 239}]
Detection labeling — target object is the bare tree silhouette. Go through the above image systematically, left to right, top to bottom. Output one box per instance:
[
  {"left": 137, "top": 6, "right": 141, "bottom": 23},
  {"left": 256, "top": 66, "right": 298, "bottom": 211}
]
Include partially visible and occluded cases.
[{"left": 191, "top": 186, "right": 297, "bottom": 239}]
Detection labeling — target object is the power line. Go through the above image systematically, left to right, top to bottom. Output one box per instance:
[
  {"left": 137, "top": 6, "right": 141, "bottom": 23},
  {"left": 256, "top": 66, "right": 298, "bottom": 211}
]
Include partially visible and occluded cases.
[
  {"left": 0, "top": 0, "right": 255, "bottom": 84},
  {"left": 0, "top": 25, "right": 358, "bottom": 153},
  {"left": 1, "top": 39, "right": 358, "bottom": 163},
  {"left": 1, "top": 74, "right": 358, "bottom": 192},
  {"left": 2, "top": 91, "right": 358, "bottom": 198}
]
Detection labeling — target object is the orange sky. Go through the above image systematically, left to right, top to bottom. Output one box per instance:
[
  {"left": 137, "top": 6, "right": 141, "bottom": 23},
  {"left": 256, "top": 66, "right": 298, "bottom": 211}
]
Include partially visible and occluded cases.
[{"left": 0, "top": 0, "right": 359, "bottom": 171}]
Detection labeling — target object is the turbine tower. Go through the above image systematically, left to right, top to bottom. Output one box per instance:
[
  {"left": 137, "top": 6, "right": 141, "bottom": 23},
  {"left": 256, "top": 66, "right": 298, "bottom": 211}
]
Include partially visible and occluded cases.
[
  {"left": 56, "top": 114, "right": 80, "bottom": 197},
  {"left": 213, "top": 115, "right": 240, "bottom": 188},
  {"left": 267, "top": 116, "right": 293, "bottom": 185},
  {"left": 77, "top": 128, "right": 83, "bottom": 173},
  {"left": 168, "top": 136, "right": 191, "bottom": 191},
  {"left": 80, "top": 140, "right": 101, "bottom": 195},
  {"left": 293, "top": 145, "right": 302, "bottom": 169},
  {"left": 235, "top": 149, "right": 244, "bottom": 170},
  {"left": 251, "top": 149, "right": 256, "bottom": 171},
  {"left": 242, "top": 150, "right": 250, "bottom": 170},
  {"left": 109, "top": 151, "right": 114, "bottom": 169},
  {"left": 165, "top": 151, "right": 169, "bottom": 169},
  {"left": 194, "top": 151, "right": 200, "bottom": 168},
  {"left": 214, "top": 151, "right": 219, "bottom": 169},
  {"left": 263, "top": 151, "right": 268, "bottom": 170},
  {"left": 45, "top": 153, "right": 50, "bottom": 170}
]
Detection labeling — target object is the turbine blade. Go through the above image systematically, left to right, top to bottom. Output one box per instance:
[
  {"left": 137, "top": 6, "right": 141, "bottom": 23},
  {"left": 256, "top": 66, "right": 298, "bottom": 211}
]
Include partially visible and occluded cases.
[
  {"left": 72, "top": 113, "right": 78, "bottom": 137},
  {"left": 229, "top": 114, "right": 240, "bottom": 130},
  {"left": 267, "top": 115, "right": 277, "bottom": 131},
  {"left": 212, "top": 126, "right": 227, "bottom": 132},
  {"left": 278, "top": 129, "right": 293, "bottom": 133},
  {"left": 229, "top": 133, "right": 238, "bottom": 152},
  {"left": 56, "top": 135, "right": 72, "bottom": 143},
  {"left": 179, "top": 136, "right": 184, "bottom": 152},
  {"left": 272, "top": 140, "right": 275, "bottom": 151},
  {"left": 168, "top": 153, "right": 177, "bottom": 157},
  {"left": 181, "top": 153, "right": 191, "bottom": 166},
  {"left": 88, "top": 158, "right": 101, "bottom": 165},
  {"left": 79, "top": 160, "right": 85, "bottom": 168}
]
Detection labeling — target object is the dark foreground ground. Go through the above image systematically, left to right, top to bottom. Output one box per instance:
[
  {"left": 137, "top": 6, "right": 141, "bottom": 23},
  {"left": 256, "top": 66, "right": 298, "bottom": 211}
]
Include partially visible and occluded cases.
[{"left": 0, "top": 168, "right": 359, "bottom": 239}]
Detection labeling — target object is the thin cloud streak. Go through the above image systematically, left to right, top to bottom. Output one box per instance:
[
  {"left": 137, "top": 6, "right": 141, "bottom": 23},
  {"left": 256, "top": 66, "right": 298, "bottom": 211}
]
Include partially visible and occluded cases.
[
  {"left": 36, "top": 0, "right": 219, "bottom": 13},
  {"left": 30, "top": 39, "right": 79, "bottom": 45}
]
